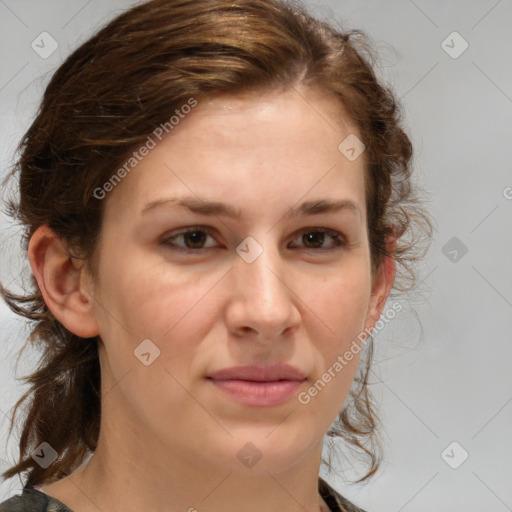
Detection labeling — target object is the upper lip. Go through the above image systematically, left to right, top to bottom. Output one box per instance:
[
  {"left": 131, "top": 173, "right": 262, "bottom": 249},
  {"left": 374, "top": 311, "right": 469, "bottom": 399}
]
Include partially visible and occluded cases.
[{"left": 208, "top": 364, "right": 307, "bottom": 382}]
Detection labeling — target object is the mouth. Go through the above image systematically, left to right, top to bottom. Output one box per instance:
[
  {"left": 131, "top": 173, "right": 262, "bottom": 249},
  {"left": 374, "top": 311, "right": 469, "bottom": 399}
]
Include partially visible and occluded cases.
[
  {"left": 207, "top": 364, "right": 307, "bottom": 407},
  {"left": 207, "top": 378, "right": 306, "bottom": 407}
]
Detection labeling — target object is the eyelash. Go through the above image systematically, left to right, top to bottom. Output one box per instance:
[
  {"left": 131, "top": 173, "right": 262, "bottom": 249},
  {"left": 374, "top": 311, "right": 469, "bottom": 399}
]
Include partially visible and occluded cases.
[{"left": 160, "top": 226, "right": 347, "bottom": 255}]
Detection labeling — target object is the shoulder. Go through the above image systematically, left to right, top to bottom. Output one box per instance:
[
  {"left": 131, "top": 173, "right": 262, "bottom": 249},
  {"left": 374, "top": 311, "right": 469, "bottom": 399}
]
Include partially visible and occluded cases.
[
  {"left": 319, "top": 477, "right": 369, "bottom": 512},
  {"left": 0, "top": 488, "right": 73, "bottom": 512},
  {"left": 0, "top": 488, "right": 47, "bottom": 512}
]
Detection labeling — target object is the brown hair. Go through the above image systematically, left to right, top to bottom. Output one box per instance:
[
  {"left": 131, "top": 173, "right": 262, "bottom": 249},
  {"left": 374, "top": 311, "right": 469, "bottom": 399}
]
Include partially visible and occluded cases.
[{"left": 1, "top": 0, "right": 431, "bottom": 488}]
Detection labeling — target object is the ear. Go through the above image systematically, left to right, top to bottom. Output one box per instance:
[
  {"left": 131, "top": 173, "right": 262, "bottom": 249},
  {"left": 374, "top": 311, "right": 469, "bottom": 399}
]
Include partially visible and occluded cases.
[
  {"left": 27, "top": 225, "right": 100, "bottom": 338},
  {"left": 363, "top": 238, "right": 397, "bottom": 334}
]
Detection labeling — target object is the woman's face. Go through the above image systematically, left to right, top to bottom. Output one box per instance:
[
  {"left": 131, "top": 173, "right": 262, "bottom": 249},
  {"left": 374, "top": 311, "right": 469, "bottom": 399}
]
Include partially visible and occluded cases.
[{"left": 85, "top": 87, "right": 390, "bottom": 475}]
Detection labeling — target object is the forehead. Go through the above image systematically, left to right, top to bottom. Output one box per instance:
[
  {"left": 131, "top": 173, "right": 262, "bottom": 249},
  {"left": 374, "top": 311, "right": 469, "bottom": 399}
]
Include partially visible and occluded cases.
[
  {"left": 102, "top": 87, "right": 367, "bottom": 222},
  {"left": 186, "top": 87, "right": 358, "bottom": 142}
]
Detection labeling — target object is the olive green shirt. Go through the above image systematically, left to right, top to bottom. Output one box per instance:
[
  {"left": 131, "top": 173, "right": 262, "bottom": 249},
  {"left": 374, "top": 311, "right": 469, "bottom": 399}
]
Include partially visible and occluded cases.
[{"left": 0, "top": 477, "right": 367, "bottom": 512}]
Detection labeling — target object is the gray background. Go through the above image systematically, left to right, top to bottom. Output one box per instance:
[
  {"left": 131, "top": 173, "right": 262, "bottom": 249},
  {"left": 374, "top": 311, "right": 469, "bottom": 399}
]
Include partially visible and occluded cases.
[{"left": 1, "top": 1, "right": 511, "bottom": 511}]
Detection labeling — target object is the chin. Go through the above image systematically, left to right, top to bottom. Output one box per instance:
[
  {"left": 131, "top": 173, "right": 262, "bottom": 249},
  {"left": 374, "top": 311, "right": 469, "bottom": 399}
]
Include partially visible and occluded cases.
[{"left": 218, "top": 427, "right": 318, "bottom": 476}]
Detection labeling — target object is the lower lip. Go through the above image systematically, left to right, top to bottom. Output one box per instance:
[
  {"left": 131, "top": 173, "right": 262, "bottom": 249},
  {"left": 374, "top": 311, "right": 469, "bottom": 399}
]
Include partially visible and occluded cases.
[{"left": 208, "top": 378, "right": 305, "bottom": 407}]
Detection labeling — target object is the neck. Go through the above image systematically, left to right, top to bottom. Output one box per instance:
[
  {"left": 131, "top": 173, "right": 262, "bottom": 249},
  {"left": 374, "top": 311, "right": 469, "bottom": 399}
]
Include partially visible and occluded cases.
[
  {"left": 44, "top": 411, "right": 331, "bottom": 512},
  {"left": 77, "top": 439, "right": 328, "bottom": 512}
]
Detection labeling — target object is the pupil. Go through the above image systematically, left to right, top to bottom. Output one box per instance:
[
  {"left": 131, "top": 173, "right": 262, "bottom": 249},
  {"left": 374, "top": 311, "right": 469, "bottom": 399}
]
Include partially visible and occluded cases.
[
  {"left": 185, "top": 231, "right": 205, "bottom": 248},
  {"left": 304, "top": 232, "right": 323, "bottom": 248}
]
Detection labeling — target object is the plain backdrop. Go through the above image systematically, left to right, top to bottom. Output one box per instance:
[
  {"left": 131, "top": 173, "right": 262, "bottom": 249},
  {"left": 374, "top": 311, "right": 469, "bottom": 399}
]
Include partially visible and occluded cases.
[{"left": 0, "top": 1, "right": 511, "bottom": 511}]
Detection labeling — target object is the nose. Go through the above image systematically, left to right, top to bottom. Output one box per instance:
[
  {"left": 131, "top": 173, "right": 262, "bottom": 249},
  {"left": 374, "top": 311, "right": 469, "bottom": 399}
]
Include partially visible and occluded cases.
[{"left": 225, "top": 238, "right": 301, "bottom": 343}]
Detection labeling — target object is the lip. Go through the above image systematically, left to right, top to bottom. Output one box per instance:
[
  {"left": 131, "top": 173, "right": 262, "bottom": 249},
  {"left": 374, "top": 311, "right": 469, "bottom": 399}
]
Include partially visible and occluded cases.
[
  {"left": 207, "top": 364, "right": 307, "bottom": 407},
  {"left": 208, "top": 364, "right": 307, "bottom": 382}
]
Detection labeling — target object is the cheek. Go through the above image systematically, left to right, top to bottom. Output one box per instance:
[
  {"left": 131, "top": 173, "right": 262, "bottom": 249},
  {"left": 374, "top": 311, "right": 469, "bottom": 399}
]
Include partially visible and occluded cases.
[
  {"left": 95, "top": 248, "right": 193, "bottom": 329},
  {"left": 93, "top": 254, "right": 219, "bottom": 370},
  {"left": 92, "top": 257, "right": 211, "bottom": 415},
  {"left": 305, "top": 263, "right": 373, "bottom": 393},
  {"left": 310, "top": 263, "right": 372, "bottom": 336},
  {"left": 299, "top": 274, "right": 371, "bottom": 419}
]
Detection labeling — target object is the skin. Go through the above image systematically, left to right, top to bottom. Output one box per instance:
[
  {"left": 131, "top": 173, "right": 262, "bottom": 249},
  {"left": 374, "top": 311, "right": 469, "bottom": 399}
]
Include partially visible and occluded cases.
[{"left": 28, "top": 86, "right": 395, "bottom": 512}]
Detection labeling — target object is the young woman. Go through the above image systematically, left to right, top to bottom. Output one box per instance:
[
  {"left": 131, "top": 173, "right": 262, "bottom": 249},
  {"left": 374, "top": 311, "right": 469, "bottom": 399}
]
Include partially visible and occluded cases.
[{"left": 0, "top": 0, "right": 431, "bottom": 511}]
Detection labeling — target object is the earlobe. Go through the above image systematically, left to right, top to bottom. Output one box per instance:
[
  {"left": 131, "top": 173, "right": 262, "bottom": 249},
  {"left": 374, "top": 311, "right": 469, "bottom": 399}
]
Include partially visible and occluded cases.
[{"left": 27, "top": 225, "right": 100, "bottom": 338}]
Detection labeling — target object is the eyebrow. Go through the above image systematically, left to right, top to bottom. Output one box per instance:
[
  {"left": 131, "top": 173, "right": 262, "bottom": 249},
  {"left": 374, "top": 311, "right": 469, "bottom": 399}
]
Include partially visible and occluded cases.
[{"left": 141, "top": 196, "right": 362, "bottom": 221}]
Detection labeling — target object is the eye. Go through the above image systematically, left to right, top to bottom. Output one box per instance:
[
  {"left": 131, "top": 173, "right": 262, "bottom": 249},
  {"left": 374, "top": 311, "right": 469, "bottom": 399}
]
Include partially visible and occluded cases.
[
  {"left": 160, "top": 226, "right": 346, "bottom": 254},
  {"left": 160, "top": 227, "right": 219, "bottom": 252},
  {"left": 289, "top": 228, "right": 346, "bottom": 251}
]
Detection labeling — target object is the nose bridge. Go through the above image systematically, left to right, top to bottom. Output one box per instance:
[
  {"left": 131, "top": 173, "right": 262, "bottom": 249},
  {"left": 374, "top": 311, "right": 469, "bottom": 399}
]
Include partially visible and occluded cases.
[
  {"left": 232, "top": 233, "right": 298, "bottom": 335},
  {"left": 236, "top": 235, "right": 287, "bottom": 306}
]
